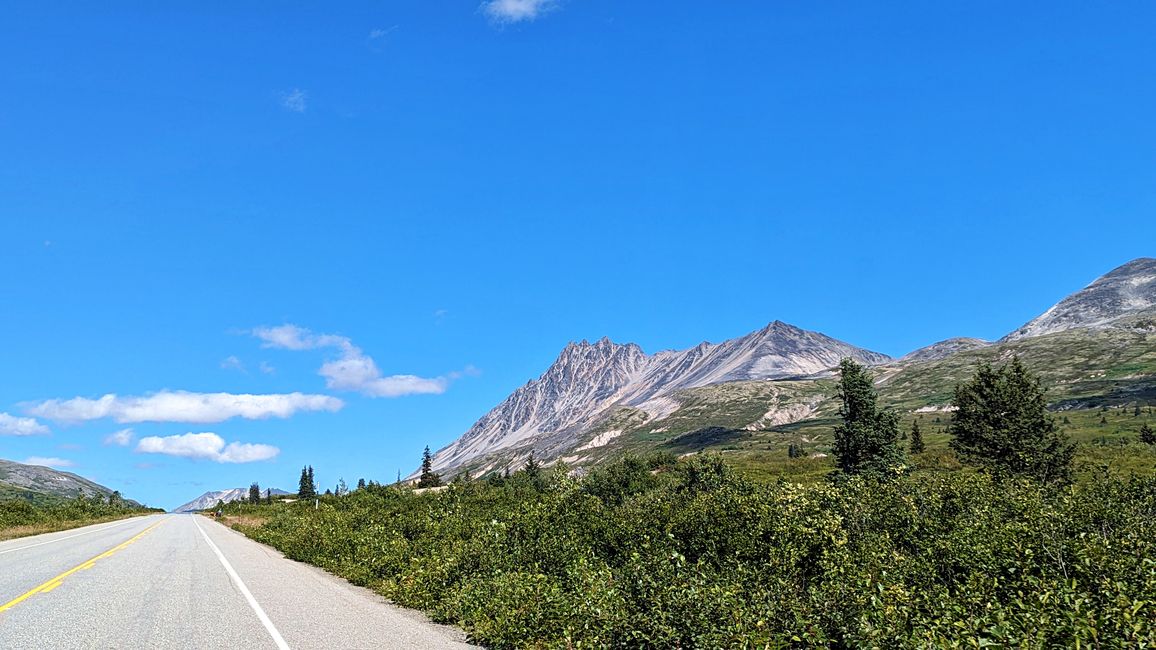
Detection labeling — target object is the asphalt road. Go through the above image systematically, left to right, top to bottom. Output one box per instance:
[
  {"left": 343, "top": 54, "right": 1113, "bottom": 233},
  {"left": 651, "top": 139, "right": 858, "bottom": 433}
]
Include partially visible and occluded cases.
[{"left": 0, "top": 514, "right": 475, "bottom": 649}]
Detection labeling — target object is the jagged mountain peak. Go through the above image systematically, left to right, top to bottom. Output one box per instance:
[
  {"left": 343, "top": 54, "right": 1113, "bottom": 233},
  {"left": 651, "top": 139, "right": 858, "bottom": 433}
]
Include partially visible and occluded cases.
[
  {"left": 1004, "top": 257, "right": 1156, "bottom": 342},
  {"left": 428, "top": 320, "right": 889, "bottom": 476}
]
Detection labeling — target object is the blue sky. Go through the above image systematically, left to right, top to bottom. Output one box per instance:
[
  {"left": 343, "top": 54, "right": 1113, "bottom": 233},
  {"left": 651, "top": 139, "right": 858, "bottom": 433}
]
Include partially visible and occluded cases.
[{"left": 1, "top": 1, "right": 1153, "bottom": 509}]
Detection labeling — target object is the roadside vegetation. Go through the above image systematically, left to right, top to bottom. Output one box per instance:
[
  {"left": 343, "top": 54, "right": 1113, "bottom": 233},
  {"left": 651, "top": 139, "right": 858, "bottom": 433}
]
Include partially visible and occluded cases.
[
  {"left": 219, "top": 359, "right": 1156, "bottom": 648},
  {"left": 0, "top": 492, "right": 161, "bottom": 541}
]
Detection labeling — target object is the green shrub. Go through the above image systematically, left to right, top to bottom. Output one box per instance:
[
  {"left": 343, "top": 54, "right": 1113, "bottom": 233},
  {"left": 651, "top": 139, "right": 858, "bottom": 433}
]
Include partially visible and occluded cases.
[{"left": 229, "top": 455, "right": 1156, "bottom": 648}]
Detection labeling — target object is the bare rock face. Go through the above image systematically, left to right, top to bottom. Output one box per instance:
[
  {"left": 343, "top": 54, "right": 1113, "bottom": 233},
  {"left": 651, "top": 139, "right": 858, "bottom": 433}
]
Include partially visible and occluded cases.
[
  {"left": 1004, "top": 258, "right": 1156, "bottom": 342},
  {"left": 429, "top": 321, "right": 889, "bottom": 475}
]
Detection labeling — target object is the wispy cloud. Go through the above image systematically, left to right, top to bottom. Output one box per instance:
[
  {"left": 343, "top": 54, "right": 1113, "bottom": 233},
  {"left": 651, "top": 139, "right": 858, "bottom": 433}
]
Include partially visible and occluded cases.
[
  {"left": 482, "top": 0, "right": 558, "bottom": 24},
  {"left": 369, "top": 26, "right": 397, "bottom": 41},
  {"left": 280, "top": 88, "right": 308, "bottom": 113},
  {"left": 253, "top": 324, "right": 460, "bottom": 398},
  {"left": 220, "top": 356, "right": 246, "bottom": 373},
  {"left": 259, "top": 361, "right": 276, "bottom": 375},
  {"left": 26, "top": 391, "right": 343, "bottom": 424},
  {"left": 0, "top": 412, "right": 49, "bottom": 436},
  {"left": 104, "top": 428, "right": 135, "bottom": 447},
  {"left": 136, "top": 432, "right": 279, "bottom": 464},
  {"left": 23, "top": 456, "right": 74, "bottom": 469}
]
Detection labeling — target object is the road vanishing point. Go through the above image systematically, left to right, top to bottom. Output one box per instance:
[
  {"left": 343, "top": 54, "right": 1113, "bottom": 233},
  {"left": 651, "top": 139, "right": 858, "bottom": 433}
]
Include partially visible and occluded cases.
[{"left": 0, "top": 514, "right": 475, "bottom": 649}]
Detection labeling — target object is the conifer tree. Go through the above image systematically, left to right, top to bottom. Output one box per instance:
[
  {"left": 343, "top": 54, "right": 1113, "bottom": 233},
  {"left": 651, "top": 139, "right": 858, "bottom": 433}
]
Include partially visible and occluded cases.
[
  {"left": 949, "top": 357, "right": 1074, "bottom": 484},
  {"left": 831, "top": 358, "right": 905, "bottom": 477},
  {"left": 909, "top": 419, "right": 926, "bottom": 454},
  {"left": 1141, "top": 423, "right": 1156, "bottom": 445},
  {"left": 418, "top": 446, "right": 442, "bottom": 488},
  {"left": 524, "top": 451, "right": 541, "bottom": 477},
  {"left": 298, "top": 466, "right": 316, "bottom": 499},
  {"left": 357, "top": 478, "right": 366, "bottom": 490},
  {"left": 249, "top": 482, "right": 261, "bottom": 504},
  {"left": 265, "top": 488, "right": 272, "bottom": 504}
]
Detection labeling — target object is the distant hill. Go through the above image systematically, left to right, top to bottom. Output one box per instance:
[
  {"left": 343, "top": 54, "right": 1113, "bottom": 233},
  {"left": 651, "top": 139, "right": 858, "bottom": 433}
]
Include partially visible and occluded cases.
[
  {"left": 0, "top": 458, "right": 130, "bottom": 503},
  {"left": 172, "top": 487, "right": 291, "bottom": 513}
]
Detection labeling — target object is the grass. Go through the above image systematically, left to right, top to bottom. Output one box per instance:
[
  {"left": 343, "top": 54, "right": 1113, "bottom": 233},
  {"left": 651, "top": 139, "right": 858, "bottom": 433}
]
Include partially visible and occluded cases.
[{"left": 0, "top": 512, "right": 151, "bottom": 542}]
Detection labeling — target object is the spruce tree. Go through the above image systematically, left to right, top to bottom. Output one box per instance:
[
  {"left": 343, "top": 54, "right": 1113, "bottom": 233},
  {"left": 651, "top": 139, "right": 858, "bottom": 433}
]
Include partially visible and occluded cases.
[
  {"left": 949, "top": 357, "right": 1074, "bottom": 484},
  {"left": 831, "top": 358, "right": 905, "bottom": 477},
  {"left": 909, "top": 419, "right": 926, "bottom": 454},
  {"left": 1140, "top": 423, "right": 1156, "bottom": 445},
  {"left": 418, "top": 446, "right": 442, "bottom": 488},
  {"left": 524, "top": 451, "right": 541, "bottom": 477},
  {"left": 298, "top": 466, "right": 316, "bottom": 499},
  {"left": 308, "top": 466, "right": 317, "bottom": 495},
  {"left": 357, "top": 478, "right": 366, "bottom": 490},
  {"left": 249, "top": 482, "right": 261, "bottom": 504},
  {"left": 265, "top": 488, "right": 272, "bottom": 505}
]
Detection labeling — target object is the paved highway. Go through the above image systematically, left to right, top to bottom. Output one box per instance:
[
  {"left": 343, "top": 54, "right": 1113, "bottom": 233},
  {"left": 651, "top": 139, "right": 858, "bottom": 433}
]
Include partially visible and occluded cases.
[{"left": 0, "top": 514, "right": 475, "bottom": 649}]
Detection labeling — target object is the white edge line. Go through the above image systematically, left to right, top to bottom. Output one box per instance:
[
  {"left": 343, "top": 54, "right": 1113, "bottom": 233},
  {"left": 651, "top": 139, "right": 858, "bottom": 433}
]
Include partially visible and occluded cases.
[
  {"left": 0, "top": 515, "right": 153, "bottom": 556},
  {"left": 193, "top": 516, "right": 291, "bottom": 650}
]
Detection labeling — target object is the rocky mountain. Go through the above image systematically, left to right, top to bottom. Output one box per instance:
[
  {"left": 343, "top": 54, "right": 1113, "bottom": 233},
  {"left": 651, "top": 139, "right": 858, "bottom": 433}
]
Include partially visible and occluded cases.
[
  {"left": 423, "top": 258, "right": 1156, "bottom": 480},
  {"left": 1003, "top": 258, "right": 1156, "bottom": 341},
  {"left": 429, "top": 321, "right": 889, "bottom": 476},
  {"left": 898, "top": 338, "right": 991, "bottom": 365},
  {"left": 0, "top": 458, "right": 121, "bottom": 502},
  {"left": 172, "top": 487, "right": 290, "bottom": 513}
]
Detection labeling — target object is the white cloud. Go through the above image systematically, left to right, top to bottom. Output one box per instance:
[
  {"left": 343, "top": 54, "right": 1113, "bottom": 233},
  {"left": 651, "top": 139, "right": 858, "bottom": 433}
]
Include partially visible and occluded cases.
[
  {"left": 482, "top": 0, "right": 557, "bottom": 24},
  {"left": 280, "top": 88, "right": 308, "bottom": 113},
  {"left": 253, "top": 324, "right": 456, "bottom": 398},
  {"left": 220, "top": 356, "right": 246, "bottom": 373},
  {"left": 259, "top": 361, "right": 276, "bottom": 375},
  {"left": 26, "top": 391, "right": 344, "bottom": 424},
  {"left": 0, "top": 412, "right": 49, "bottom": 436},
  {"left": 104, "top": 428, "right": 135, "bottom": 447},
  {"left": 136, "top": 432, "right": 279, "bottom": 464},
  {"left": 23, "top": 456, "right": 74, "bottom": 468}
]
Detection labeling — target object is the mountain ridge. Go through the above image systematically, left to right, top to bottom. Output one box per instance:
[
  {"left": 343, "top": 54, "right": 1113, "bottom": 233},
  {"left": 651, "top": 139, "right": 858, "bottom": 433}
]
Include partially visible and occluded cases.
[
  {"left": 1004, "top": 257, "right": 1156, "bottom": 341},
  {"left": 423, "top": 258, "right": 1154, "bottom": 480},
  {"left": 429, "top": 320, "right": 889, "bottom": 476},
  {"left": 0, "top": 458, "right": 128, "bottom": 503},
  {"left": 171, "top": 487, "right": 291, "bottom": 513}
]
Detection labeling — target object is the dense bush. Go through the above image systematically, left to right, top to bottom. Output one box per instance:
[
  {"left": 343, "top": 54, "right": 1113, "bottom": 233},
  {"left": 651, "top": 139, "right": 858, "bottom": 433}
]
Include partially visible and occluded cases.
[
  {"left": 229, "top": 456, "right": 1156, "bottom": 648},
  {"left": 0, "top": 493, "right": 156, "bottom": 532}
]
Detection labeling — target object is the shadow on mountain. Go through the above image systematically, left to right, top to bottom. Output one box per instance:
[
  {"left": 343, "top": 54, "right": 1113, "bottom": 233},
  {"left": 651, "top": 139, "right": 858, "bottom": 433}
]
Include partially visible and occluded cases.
[{"left": 663, "top": 426, "right": 749, "bottom": 452}]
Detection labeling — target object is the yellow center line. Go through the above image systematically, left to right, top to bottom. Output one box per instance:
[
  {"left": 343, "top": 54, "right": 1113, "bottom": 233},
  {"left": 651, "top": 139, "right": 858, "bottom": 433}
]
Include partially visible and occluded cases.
[{"left": 0, "top": 518, "right": 166, "bottom": 614}]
